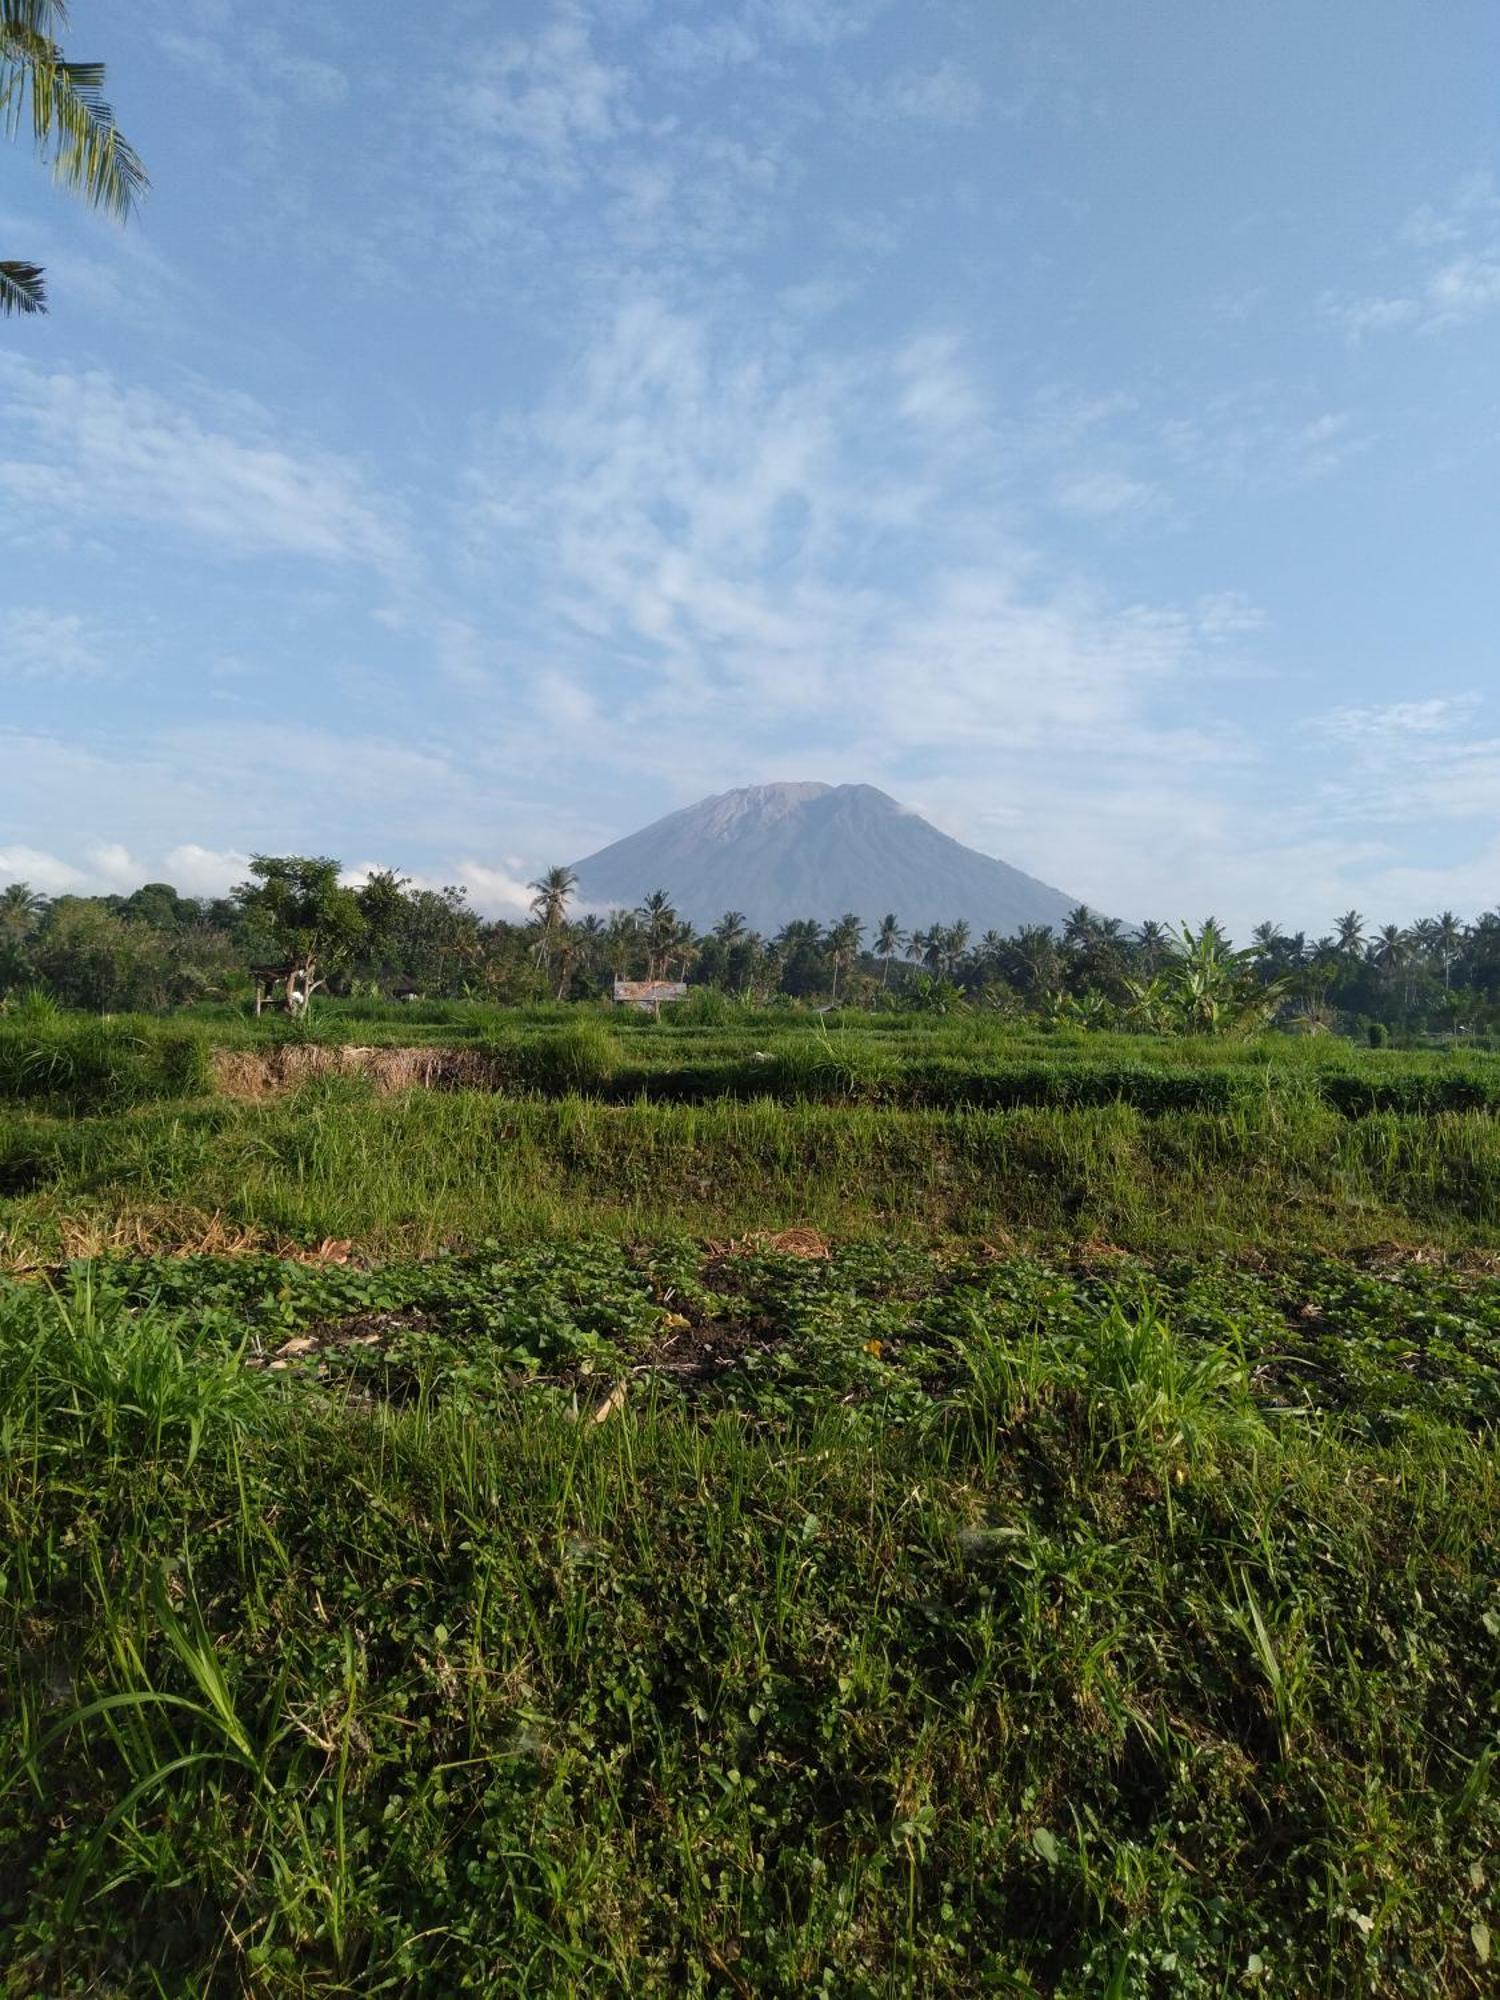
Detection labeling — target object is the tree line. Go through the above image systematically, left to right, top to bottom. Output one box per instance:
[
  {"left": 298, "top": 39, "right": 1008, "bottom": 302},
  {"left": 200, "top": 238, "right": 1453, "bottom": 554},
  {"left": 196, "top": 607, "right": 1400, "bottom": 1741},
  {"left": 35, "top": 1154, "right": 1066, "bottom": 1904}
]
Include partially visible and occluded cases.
[{"left": 4, "top": 858, "right": 1500, "bottom": 1036}]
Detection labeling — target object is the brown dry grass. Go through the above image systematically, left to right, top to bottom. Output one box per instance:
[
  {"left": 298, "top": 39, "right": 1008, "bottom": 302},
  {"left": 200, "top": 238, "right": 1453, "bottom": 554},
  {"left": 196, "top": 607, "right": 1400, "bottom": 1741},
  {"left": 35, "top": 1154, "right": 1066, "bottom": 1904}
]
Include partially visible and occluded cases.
[
  {"left": 211, "top": 1046, "right": 497, "bottom": 1098},
  {"left": 0, "top": 1206, "right": 357, "bottom": 1275}
]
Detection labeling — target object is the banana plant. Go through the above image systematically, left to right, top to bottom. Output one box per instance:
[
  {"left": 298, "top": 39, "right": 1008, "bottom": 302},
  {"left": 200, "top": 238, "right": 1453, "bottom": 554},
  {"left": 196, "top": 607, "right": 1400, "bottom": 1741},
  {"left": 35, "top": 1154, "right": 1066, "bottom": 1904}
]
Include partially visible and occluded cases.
[{"left": 1126, "top": 923, "right": 1291, "bottom": 1036}]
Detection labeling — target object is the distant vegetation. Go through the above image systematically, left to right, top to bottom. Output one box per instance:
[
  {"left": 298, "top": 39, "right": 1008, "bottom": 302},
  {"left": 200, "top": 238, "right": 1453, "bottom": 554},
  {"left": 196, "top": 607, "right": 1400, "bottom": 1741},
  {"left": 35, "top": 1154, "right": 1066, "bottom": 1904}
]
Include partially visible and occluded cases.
[{"left": 4, "top": 861, "right": 1500, "bottom": 1040}]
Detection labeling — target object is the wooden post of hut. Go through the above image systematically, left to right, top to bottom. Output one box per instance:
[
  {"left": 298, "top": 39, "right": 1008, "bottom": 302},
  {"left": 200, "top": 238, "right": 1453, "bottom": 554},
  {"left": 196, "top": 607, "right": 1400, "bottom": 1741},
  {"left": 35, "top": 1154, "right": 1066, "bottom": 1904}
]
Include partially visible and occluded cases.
[{"left": 251, "top": 961, "right": 311, "bottom": 1017}]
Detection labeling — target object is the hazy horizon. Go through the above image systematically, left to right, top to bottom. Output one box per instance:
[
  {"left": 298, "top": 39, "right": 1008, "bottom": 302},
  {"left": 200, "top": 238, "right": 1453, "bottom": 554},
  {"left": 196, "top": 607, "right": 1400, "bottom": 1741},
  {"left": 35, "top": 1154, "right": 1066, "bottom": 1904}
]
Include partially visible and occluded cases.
[{"left": 5, "top": 1, "right": 1500, "bottom": 933}]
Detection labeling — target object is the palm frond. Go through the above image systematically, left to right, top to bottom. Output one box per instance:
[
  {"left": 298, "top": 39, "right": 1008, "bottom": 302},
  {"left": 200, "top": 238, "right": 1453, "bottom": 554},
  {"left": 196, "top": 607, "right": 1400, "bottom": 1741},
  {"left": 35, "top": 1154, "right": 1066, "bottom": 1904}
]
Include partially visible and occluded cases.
[
  {"left": 1, "top": 3, "right": 70, "bottom": 34},
  {"left": 2, "top": 19, "right": 148, "bottom": 219},
  {"left": 0, "top": 258, "right": 46, "bottom": 313}
]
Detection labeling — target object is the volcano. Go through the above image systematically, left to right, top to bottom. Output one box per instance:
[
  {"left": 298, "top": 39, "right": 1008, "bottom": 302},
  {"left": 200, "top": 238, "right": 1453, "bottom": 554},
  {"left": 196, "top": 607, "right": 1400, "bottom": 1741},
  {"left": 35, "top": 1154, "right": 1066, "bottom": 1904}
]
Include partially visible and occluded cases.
[{"left": 571, "top": 783, "right": 1077, "bottom": 935}]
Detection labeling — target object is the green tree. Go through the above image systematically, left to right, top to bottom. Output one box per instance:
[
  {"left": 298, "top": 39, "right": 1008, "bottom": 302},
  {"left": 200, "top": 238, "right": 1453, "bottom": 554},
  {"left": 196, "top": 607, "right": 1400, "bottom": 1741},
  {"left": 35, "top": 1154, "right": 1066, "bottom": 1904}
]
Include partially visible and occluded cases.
[
  {"left": 2, "top": 0, "right": 148, "bottom": 314},
  {"left": 234, "top": 856, "right": 365, "bottom": 1015},
  {"left": 355, "top": 869, "right": 411, "bottom": 977},
  {"left": 29, "top": 896, "right": 156, "bottom": 1010},
  {"left": 604, "top": 909, "right": 640, "bottom": 979},
  {"left": 1429, "top": 910, "right": 1464, "bottom": 992},
  {"left": 775, "top": 918, "right": 825, "bottom": 998},
  {"left": 940, "top": 919, "right": 970, "bottom": 977},
  {"left": 1132, "top": 919, "right": 1171, "bottom": 975},
  {"left": 1372, "top": 923, "right": 1413, "bottom": 1012}
]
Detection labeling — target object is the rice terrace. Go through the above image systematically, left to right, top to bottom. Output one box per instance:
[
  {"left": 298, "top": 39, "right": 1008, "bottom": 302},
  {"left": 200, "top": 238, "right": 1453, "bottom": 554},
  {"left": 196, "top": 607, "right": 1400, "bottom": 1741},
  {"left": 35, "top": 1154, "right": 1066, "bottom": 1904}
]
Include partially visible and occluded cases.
[
  {"left": 6, "top": 0, "right": 1500, "bottom": 1993},
  {"left": 2, "top": 935, "right": 1499, "bottom": 1993}
]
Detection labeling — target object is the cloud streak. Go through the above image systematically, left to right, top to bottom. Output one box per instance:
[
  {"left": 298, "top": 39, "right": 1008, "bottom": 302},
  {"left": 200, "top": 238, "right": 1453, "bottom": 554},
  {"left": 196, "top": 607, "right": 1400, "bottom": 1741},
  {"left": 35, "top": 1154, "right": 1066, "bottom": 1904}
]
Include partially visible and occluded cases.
[{"left": 0, "top": 360, "right": 401, "bottom": 566}]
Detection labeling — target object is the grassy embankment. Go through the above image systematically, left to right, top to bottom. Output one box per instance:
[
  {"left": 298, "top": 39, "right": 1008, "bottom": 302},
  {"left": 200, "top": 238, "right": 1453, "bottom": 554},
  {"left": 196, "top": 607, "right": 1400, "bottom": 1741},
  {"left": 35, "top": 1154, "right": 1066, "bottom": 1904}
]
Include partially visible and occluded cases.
[{"left": 0, "top": 1013, "right": 1497, "bottom": 1992}]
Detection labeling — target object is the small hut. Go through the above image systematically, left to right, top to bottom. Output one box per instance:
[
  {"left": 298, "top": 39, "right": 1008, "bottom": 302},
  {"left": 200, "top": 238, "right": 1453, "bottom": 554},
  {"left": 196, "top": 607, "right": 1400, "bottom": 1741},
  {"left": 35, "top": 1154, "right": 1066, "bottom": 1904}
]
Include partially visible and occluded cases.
[
  {"left": 251, "top": 962, "right": 316, "bottom": 1017},
  {"left": 613, "top": 978, "right": 689, "bottom": 1014}
]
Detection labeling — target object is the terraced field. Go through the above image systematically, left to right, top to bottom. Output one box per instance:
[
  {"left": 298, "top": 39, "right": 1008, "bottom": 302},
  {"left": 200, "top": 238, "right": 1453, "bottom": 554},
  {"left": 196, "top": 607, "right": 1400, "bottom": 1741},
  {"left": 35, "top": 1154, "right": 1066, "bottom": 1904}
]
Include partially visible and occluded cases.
[{"left": 1, "top": 1012, "right": 1496, "bottom": 1992}]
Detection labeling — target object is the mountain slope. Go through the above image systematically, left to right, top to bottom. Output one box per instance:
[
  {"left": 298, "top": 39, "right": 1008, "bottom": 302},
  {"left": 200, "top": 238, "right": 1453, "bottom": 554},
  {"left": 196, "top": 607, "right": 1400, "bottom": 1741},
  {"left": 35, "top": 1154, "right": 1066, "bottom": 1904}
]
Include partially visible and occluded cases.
[{"left": 571, "top": 783, "right": 1077, "bottom": 934}]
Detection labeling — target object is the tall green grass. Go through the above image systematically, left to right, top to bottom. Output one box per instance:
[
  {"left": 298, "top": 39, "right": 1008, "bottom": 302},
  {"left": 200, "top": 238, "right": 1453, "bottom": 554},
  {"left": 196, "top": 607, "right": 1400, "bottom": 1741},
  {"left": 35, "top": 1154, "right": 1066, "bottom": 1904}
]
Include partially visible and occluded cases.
[
  {"left": 9, "top": 1013, "right": 1500, "bottom": 1115},
  {"left": 0, "top": 1019, "right": 210, "bottom": 1114},
  {"left": 6, "top": 1090, "right": 1500, "bottom": 1261}
]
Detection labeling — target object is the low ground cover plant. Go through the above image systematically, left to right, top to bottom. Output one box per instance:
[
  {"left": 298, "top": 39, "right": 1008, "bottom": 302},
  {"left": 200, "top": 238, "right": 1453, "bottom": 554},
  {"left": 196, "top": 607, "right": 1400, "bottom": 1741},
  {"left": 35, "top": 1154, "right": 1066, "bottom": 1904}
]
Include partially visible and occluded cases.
[{"left": 0, "top": 1241, "right": 1495, "bottom": 1993}]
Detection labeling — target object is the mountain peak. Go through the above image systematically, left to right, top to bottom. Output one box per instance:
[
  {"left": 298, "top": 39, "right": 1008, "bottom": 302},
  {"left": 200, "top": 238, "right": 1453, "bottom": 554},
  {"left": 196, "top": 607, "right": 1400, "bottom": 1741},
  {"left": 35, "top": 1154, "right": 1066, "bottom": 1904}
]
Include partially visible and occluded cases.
[{"left": 571, "top": 783, "right": 1077, "bottom": 934}]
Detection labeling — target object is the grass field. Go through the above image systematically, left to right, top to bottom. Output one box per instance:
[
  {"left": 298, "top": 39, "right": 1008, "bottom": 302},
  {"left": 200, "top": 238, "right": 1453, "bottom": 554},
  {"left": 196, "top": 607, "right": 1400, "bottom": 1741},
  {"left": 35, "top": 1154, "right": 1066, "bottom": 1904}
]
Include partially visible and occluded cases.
[{"left": 1, "top": 1014, "right": 1497, "bottom": 1992}]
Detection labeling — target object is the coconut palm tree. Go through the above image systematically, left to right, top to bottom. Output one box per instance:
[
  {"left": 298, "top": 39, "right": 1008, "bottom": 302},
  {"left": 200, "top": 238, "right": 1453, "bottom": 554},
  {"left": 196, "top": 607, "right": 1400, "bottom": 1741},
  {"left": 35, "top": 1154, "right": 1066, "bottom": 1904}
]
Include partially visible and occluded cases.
[
  {"left": 2, "top": 1, "right": 149, "bottom": 314},
  {"left": 528, "top": 865, "right": 577, "bottom": 998},
  {"left": 0, "top": 880, "right": 46, "bottom": 943},
  {"left": 636, "top": 890, "right": 678, "bottom": 981},
  {"left": 604, "top": 909, "right": 640, "bottom": 978},
  {"left": 1335, "top": 909, "right": 1365, "bottom": 958},
  {"left": 712, "top": 910, "right": 748, "bottom": 947},
  {"left": 1431, "top": 910, "right": 1464, "bottom": 991},
  {"left": 825, "top": 913, "right": 863, "bottom": 1003},
  {"left": 873, "top": 913, "right": 905, "bottom": 985},
  {"left": 1132, "top": 919, "right": 1171, "bottom": 974},
  {"left": 941, "top": 920, "right": 970, "bottom": 977},
  {"left": 1250, "top": 921, "right": 1283, "bottom": 960},
  {"left": 1372, "top": 922, "right": 1413, "bottom": 1011},
  {"left": 1011, "top": 924, "right": 1061, "bottom": 998}
]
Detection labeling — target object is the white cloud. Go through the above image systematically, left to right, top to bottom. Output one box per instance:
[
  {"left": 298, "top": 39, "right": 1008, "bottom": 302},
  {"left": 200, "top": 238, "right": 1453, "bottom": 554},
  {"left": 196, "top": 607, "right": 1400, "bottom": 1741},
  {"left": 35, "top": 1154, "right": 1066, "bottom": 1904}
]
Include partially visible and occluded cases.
[
  {"left": 459, "top": 9, "right": 633, "bottom": 194},
  {"left": 651, "top": 18, "right": 762, "bottom": 74},
  {"left": 850, "top": 61, "right": 983, "bottom": 128},
  {"left": 1327, "top": 176, "right": 1500, "bottom": 339},
  {"left": 1424, "top": 253, "right": 1500, "bottom": 327},
  {"left": 454, "top": 290, "right": 1267, "bottom": 906},
  {"left": 895, "top": 332, "right": 986, "bottom": 432},
  {"left": 0, "top": 360, "right": 401, "bottom": 566},
  {"left": 1051, "top": 469, "right": 1161, "bottom": 520},
  {"left": 3, "top": 608, "right": 107, "bottom": 681},
  {"left": 1317, "top": 696, "right": 1479, "bottom": 746},
  {"left": 1310, "top": 698, "right": 1500, "bottom": 832},
  {"left": 85, "top": 843, "right": 144, "bottom": 889},
  {"left": 163, "top": 844, "right": 249, "bottom": 896},
  {"left": 0, "top": 846, "right": 84, "bottom": 895},
  {"left": 454, "top": 860, "right": 537, "bottom": 920}
]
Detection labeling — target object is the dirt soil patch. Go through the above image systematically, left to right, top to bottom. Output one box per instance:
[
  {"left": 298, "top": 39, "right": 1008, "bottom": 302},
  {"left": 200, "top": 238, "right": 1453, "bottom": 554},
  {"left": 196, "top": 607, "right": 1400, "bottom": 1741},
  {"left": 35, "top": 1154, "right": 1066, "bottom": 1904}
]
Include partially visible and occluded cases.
[
  {"left": 248, "top": 1307, "right": 436, "bottom": 1372},
  {"left": 635, "top": 1309, "right": 784, "bottom": 1389}
]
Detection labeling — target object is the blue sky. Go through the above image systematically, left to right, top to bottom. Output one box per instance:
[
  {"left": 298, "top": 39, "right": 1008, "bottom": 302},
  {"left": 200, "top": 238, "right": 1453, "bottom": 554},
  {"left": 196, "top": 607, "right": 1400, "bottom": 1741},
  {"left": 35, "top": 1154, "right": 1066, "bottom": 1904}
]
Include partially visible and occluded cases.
[{"left": 3, "top": 0, "right": 1499, "bottom": 933}]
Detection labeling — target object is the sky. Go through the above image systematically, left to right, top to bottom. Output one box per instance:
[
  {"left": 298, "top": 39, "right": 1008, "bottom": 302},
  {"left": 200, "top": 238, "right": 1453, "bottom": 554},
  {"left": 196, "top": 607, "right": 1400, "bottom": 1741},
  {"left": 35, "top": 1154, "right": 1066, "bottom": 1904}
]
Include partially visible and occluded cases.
[{"left": 3, "top": 0, "right": 1500, "bottom": 935}]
